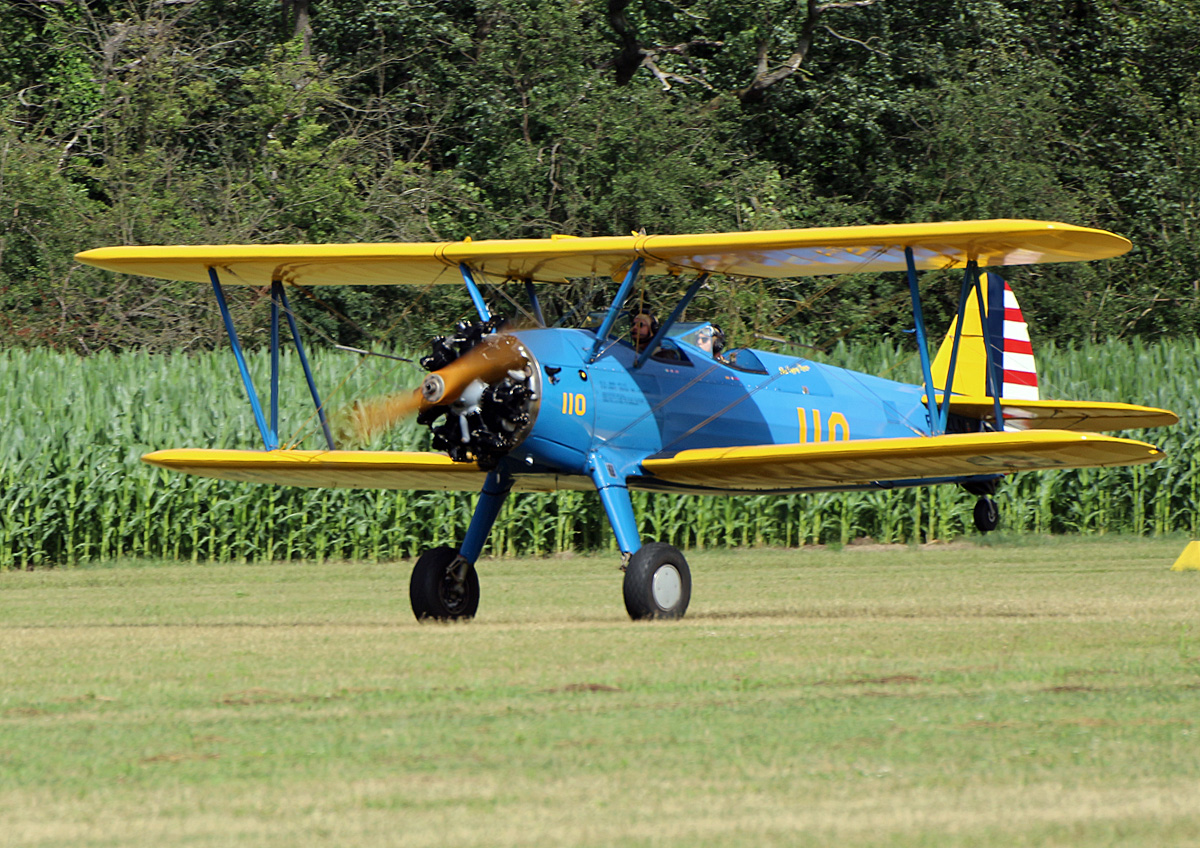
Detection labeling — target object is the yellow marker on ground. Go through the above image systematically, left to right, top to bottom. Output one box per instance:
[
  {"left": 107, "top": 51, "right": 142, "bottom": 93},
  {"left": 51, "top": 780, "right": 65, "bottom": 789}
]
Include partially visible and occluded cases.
[{"left": 1170, "top": 541, "right": 1200, "bottom": 571}]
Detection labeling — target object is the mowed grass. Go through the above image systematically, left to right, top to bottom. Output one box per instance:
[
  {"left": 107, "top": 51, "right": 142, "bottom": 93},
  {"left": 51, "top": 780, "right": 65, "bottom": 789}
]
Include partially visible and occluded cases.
[{"left": 2, "top": 537, "right": 1199, "bottom": 847}]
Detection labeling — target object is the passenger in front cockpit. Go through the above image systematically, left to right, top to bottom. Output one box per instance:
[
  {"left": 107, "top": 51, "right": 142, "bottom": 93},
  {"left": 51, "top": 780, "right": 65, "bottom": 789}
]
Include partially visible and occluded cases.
[{"left": 696, "top": 324, "right": 726, "bottom": 359}]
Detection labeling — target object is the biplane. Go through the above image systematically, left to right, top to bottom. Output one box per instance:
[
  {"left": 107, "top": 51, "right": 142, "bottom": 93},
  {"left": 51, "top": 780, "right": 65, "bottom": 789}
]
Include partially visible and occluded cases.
[{"left": 76, "top": 220, "right": 1177, "bottom": 621}]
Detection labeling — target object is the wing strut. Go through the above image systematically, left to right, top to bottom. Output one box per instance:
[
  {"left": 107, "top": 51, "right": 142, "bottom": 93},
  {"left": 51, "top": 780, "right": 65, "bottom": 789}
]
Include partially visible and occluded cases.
[
  {"left": 904, "top": 248, "right": 942, "bottom": 435},
  {"left": 908, "top": 253, "right": 1005, "bottom": 436},
  {"left": 936, "top": 261, "right": 978, "bottom": 432},
  {"left": 459, "top": 263, "right": 491, "bottom": 321},
  {"left": 930, "top": 263, "right": 1005, "bottom": 433},
  {"left": 207, "top": 268, "right": 337, "bottom": 451},
  {"left": 210, "top": 268, "right": 275, "bottom": 450},
  {"left": 971, "top": 268, "right": 1006, "bottom": 429},
  {"left": 523, "top": 279, "right": 546, "bottom": 327},
  {"left": 269, "top": 280, "right": 282, "bottom": 439},
  {"left": 273, "top": 280, "right": 336, "bottom": 450}
]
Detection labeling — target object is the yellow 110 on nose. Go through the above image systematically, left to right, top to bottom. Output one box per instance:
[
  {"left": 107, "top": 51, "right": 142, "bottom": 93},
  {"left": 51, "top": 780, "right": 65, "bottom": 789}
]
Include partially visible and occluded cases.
[{"left": 562, "top": 393, "right": 587, "bottom": 416}]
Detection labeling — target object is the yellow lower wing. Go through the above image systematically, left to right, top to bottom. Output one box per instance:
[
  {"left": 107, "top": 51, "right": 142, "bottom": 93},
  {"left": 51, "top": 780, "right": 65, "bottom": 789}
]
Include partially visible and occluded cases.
[
  {"left": 936, "top": 397, "right": 1178, "bottom": 432},
  {"left": 147, "top": 430, "right": 1166, "bottom": 495},
  {"left": 640, "top": 431, "right": 1164, "bottom": 492},
  {"left": 142, "top": 449, "right": 488, "bottom": 491}
]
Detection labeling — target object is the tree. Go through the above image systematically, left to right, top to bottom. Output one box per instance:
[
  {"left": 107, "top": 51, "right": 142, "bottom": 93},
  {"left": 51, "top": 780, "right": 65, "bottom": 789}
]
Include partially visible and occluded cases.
[
  {"left": 3, "top": 0, "right": 1200, "bottom": 351},
  {"left": 604, "top": 0, "right": 883, "bottom": 103}
]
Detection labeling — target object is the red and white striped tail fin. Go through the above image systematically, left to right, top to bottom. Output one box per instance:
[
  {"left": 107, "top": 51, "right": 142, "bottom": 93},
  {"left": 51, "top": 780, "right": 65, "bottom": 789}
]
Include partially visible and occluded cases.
[
  {"left": 931, "top": 272, "right": 1039, "bottom": 401},
  {"left": 999, "top": 282, "right": 1038, "bottom": 400}
]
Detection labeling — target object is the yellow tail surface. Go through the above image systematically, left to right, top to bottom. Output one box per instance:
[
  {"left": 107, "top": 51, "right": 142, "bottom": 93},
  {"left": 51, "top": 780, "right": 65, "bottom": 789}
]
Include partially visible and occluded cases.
[
  {"left": 931, "top": 273, "right": 1038, "bottom": 400},
  {"left": 931, "top": 302, "right": 990, "bottom": 396}
]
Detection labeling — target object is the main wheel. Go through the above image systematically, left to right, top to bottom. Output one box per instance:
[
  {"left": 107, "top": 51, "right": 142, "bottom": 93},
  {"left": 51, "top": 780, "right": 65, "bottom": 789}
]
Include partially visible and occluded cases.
[
  {"left": 973, "top": 497, "right": 1000, "bottom": 533},
  {"left": 623, "top": 542, "right": 692, "bottom": 620},
  {"left": 410, "top": 546, "right": 480, "bottom": 621}
]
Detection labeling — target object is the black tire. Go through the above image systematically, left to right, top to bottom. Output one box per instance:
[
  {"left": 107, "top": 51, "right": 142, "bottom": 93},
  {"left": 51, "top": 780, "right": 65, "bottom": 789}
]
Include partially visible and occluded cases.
[
  {"left": 973, "top": 497, "right": 1000, "bottom": 533},
  {"left": 623, "top": 542, "right": 692, "bottom": 620},
  {"left": 410, "top": 546, "right": 480, "bottom": 621}
]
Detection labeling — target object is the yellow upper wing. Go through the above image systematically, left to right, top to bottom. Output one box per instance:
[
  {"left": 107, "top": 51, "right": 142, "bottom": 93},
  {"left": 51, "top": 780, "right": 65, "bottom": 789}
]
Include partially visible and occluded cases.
[
  {"left": 75, "top": 219, "right": 1131, "bottom": 287},
  {"left": 639, "top": 430, "right": 1164, "bottom": 493}
]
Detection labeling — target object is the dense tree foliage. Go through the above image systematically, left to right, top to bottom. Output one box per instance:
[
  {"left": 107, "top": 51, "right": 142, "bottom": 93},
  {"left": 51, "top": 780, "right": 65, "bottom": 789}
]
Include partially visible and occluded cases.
[{"left": 2, "top": 0, "right": 1198, "bottom": 353}]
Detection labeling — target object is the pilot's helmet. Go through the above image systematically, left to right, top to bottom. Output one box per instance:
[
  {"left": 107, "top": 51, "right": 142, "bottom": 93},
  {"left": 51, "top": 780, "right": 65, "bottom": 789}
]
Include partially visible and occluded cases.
[{"left": 709, "top": 324, "right": 725, "bottom": 355}]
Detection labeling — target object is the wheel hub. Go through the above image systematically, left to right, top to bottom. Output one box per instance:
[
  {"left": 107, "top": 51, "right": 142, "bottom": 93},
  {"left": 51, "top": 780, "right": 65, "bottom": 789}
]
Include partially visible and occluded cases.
[
  {"left": 651, "top": 565, "right": 683, "bottom": 610},
  {"left": 439, "top": 574, "right": 471, "bottom": 613}
]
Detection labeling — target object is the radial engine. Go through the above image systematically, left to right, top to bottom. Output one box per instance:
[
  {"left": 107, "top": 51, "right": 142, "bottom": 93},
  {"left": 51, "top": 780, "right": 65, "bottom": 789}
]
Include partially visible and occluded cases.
[{"left": 416, "top": 318, "right": 541, "bottom": 469}]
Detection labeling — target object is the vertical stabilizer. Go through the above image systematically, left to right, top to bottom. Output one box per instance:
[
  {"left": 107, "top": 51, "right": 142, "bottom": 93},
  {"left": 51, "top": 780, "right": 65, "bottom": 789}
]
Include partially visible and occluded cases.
[{"left": 931, "top": 272, "right": 1038, "bottom": 399}]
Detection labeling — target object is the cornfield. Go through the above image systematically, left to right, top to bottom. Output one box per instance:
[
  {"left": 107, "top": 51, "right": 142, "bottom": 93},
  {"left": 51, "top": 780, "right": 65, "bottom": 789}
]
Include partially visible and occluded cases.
[{"left": 1, "top": 338, "right": 1196, "bottom": 568}]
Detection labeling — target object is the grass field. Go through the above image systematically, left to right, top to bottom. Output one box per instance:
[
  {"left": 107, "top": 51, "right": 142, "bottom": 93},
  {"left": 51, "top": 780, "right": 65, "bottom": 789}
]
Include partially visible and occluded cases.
[{"left": 2, "top": 537, "right": 1199, "bottom": 847}]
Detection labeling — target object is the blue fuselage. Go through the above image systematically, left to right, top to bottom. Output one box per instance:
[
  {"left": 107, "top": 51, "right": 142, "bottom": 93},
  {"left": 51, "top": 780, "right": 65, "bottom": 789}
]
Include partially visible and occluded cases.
[{"left": 508, "top": 328, "right": 931, "bottom": 489}]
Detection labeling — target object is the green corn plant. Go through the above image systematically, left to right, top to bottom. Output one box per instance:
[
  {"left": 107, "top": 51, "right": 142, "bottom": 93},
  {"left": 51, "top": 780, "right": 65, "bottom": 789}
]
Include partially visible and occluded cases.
[{"left": 3, "top": 339, "right": 1200, "bottom": 567}]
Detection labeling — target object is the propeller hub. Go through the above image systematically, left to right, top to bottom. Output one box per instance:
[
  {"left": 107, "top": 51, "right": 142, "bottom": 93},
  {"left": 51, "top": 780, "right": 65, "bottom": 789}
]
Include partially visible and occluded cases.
[
  {"left": 418, "top": 334, "right": 529, "bottom": 408},
  {"left": 421, "top": 374, "right": 446, "bottom": 405}
]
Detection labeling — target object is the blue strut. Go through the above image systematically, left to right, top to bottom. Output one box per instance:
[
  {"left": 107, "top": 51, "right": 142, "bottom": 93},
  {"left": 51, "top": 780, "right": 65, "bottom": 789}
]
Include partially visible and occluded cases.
[
  {"left": 904, "top": 247, "right": 941, "bottom": 436},
  {"left": 590, "top": 258, "right": 645, "bottom": 363},
  {"left": 935, "top": 262, "right": 979, "bottom": 433},
  {"left": 460, "top": 264, "right": 491, "bottom": 322},
  {"left": 210, "top": 268, "right": 274, "bottom": 450},
  {"left": 971, "top": 269, "right": 1005, "bottom": 429},
  {"left": 635, "top": 273, "right": 709, "bottom": 369},
  {"left": 274, "top": 282, "right": 337, "bottom": 450},
  {"left": 588, "top": 452, "right": 641, "bottom": 555},
  {"left": 459, "top": 467, "right": 514, "bottom": 562}
]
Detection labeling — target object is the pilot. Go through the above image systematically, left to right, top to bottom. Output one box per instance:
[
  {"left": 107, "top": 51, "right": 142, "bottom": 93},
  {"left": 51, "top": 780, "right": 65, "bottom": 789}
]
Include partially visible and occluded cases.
[
  {"left": 631, "top": 312, "right": 657, "bottom": 351},
  {"left": 696, "top": 323, "right": 726, "bottom": 358}
]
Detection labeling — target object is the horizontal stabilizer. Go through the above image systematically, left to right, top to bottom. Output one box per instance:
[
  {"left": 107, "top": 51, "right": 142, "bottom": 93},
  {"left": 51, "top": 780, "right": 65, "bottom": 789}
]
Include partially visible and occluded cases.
[
  {"left": 935, "top": 397, "right": 1179, "bottom": 432},
  {"left": 641, "top": 430, "right": 1164, "bottom": 493}
]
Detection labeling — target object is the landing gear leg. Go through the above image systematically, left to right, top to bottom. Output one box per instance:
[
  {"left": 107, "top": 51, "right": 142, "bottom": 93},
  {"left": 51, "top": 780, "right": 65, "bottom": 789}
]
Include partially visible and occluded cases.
[
  {"left": 589, "top": 455, "right": 692, "bottom": 621},
  {"left": 964, "top": 479, "right": 1000, "bottom": 533}
]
